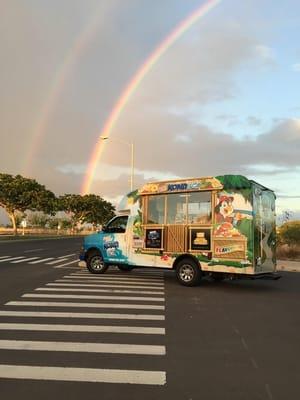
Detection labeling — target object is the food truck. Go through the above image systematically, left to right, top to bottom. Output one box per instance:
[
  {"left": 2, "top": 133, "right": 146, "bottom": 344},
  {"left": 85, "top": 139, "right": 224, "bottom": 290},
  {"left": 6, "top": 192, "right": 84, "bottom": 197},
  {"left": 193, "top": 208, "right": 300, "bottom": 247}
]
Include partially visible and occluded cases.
[{"left": 79, "top": 175, "right": 279, "bottom": 286}]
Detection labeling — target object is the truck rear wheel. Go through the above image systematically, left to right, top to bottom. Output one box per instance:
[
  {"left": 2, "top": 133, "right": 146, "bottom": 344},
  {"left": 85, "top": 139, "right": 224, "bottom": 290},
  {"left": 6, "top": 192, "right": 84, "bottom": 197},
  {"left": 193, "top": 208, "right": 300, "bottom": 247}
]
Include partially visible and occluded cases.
[
  {"left": 87, "top": 251, "right": 108, "bottom": 274},
  {"left": 175, "top": 258, "right": 202, "bottom": 286}
]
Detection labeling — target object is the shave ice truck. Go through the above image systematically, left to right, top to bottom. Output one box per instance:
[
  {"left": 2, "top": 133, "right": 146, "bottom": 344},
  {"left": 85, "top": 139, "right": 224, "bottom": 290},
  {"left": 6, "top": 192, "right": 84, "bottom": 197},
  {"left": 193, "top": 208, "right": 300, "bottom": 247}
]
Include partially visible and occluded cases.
[{"left": 79, "top": 175, "right": 279, "bottom": 286}]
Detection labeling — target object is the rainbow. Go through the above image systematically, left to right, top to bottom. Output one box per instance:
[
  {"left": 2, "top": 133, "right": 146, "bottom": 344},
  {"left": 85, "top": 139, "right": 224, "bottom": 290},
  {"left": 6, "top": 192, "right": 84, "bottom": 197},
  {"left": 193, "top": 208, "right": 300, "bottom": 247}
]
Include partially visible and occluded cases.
[
  {"left": 81, "top": 0, "right": 221, "bottom": 194},
  {"left": 22, "top": 7, "right": 106, "bottom": 177}
]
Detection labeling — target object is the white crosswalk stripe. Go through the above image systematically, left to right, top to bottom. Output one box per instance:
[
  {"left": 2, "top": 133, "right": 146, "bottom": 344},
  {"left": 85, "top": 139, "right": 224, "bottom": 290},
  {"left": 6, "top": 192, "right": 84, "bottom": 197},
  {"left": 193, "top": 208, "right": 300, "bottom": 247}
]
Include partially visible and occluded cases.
[
  {"left": 58, "top": 253, "right": 76, "bottom": 258},
  {"left": 0, "top": 256, "right": 25, "bottom": 263},
  {"left": 10, "top": 257, "right": 39, "bottom": 264},
  {"left": 29, "top": 258, "right": 54, "bottom": 264},
  {"left": 46, "top": 258, "right": 69, "bottom": 265},
  {"left": 53, "top": 260, "right": 79, "bottom": 268},
  {"left": 0, "top": 270, "right": 167, "bottom": 385},
  {"left": 68, "top": 274, "right": 163, "bottom": 282},
  {"left": 59, "top": 277, "right": 164, "bottom": 286},
  {"left": 52, "top": 281, "right": 164, "bottom": 290},
  {"left": 46, "top": 283, "right": 164, "bottom": 294},
  {"left": 25, "top": 293, "right": 164, "bottom": 301},
  {"left": 6, "top": 301, "right": 165, "bottom": 310},
  {"left": 0, "top": 310, "right": 165, "bottom": 320},
  {"left": 0, "top": 323, "right": 165, "bottom": 335},
  {"left": 0, "top": 340, "right": 165, "bottom": 355},
  {"left": 0, "top": 365, "right": 166, "bottom": 385}
]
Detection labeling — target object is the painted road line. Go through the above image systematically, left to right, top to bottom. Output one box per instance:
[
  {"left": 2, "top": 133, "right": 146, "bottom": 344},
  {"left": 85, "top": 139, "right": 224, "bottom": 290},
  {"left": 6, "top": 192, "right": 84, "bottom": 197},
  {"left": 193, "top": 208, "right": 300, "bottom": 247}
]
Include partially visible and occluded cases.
[
  {"left": 24, "top": 248, "right": 44, "bottom": 253},
  {"left": 58, "top": 253, "right": 76, "bottom": 258},
  {"left": 0, "top": 256, "right": 10, "bottom": 259},
  {"left": 0, "top": 257, "right": 26, "bottom": 263},
  {"left": 10, "top": 257, "right": 39, "bottom": 264},
  {"left": 10, "top": 257, "right": 38, "bottom": 264},
  {"left": 29, "top": 258, "right": 54, "bottom": 264},
  {"left": 46, "top": 258, "right": 69, "bottom": 265},
  {"left": 53, "top": 260, "right": 79, "bottom": 268},
  {"left": 78, "top": 271, "right": 165, "bottom": 277},
  {"left": 127, "top": 271, "right": 165, "bottom": 276},
  {"left": 71, "top": 272, "right": 164, "bottom": 279},
  {"left": 66, "top": 275, "right": 164, "bottom": 283},
  {"left": 60, "top": 277, "right": 164, "bottom": 286},
  {"left": 53, "top": 281, "right": 164, "bottom": 290},
  {"left": 46, "top": 283, "right": 165, "bottom": 295},
  {"left": 39, "top": 287, "right": 165, "bottom": 295},
  {"left": 24, "top": 293, "right": 165, "bottom": 301},
  {"left": 6, "top": 301, "right": 165, "bottom": 310},
  {"left": 0, "top": 310, "right": 165, "bottom": 320},
  {"left": 0, "top": 323, "right": 165, "bottom": 335},
  {"left": 0, "top": 323, "right": 166, "bottom": 335},
  {"left": 0, "top": 339, "right": 166, "bottom": 355},
  {"left": 0, "top": 365, "right": 166, "bottom": 385}
]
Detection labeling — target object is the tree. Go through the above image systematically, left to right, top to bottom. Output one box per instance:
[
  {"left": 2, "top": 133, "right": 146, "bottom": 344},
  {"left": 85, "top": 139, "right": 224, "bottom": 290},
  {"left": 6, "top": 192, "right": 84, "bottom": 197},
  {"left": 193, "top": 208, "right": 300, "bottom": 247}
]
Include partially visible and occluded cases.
[
  {"left": 0, "top": 173, "right": 56, "bottom": 235},
  {"left": 58, "top": 194, "right": 115, "bottom": 231},
  {"left": 82, "top": 194, "right": 115, "bottom": 229},
  {"left": 28, "top": 212, "right": 50, "bottom": 228},
  {"left": 278, "top": 221, "right": 300, "bottom": 247}
]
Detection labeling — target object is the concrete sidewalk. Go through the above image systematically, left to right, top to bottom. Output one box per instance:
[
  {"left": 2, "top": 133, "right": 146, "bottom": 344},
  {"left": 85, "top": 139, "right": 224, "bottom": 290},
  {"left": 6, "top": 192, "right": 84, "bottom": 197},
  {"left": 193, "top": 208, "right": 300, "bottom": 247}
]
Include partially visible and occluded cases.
[{"left": 277, "top": 259, "right": 300, "bottom": 272}]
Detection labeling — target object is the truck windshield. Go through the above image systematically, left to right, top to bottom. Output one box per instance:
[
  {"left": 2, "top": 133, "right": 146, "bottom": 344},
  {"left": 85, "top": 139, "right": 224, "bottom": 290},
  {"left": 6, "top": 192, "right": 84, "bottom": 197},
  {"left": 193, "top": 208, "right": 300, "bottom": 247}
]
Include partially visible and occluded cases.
[{"left": 105, "top": 216, "right": 128, "bottom": 233}]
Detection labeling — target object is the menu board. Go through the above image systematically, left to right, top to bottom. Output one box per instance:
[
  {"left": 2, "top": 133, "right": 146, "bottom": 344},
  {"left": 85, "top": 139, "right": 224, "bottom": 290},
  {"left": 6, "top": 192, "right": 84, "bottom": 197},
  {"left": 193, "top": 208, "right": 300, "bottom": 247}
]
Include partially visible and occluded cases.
[
  {"left": 145, "top": 228, "right": 163, "bottom": 249},
  {"left": 189, "top": 228, "right": 211, "bottom": 251}
]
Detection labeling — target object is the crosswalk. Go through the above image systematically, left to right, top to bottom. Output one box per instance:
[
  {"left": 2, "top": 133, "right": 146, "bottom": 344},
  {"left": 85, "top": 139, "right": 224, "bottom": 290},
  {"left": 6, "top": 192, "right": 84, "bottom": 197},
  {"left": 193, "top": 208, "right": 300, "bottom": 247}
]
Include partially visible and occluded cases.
[
  {"left": 0, "top": 253, "right": 78, "bottom": 268},
  {"left": 0, "top": 269, "right": 167, "bottom": 386}
]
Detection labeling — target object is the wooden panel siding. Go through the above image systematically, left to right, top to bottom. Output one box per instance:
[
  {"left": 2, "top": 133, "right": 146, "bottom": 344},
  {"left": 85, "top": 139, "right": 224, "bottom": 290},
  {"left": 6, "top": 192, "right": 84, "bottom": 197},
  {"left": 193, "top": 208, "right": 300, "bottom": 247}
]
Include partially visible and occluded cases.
[{"left": 165, "top": 225, "right": 187, "bottom": 253}]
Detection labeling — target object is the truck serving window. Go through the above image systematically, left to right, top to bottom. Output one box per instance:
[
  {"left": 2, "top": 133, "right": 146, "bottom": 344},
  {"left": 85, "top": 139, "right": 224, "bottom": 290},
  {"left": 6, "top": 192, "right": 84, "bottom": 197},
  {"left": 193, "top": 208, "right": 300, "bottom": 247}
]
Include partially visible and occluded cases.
[
  {"left": 187, "top": 192, "right": 211, "bottom": 224},
  {"left": 166, "top": 193, "right": 187, "bottom": 224},
  {"left": 146, "top": 195, "right": 165, "bottom": 224}
]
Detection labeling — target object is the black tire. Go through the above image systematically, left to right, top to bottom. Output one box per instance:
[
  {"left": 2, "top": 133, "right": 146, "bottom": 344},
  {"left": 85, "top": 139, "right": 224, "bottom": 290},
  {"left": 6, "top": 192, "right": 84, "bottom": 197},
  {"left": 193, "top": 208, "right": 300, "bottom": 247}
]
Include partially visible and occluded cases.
[
  {"left": 87, "top": 251, "right": 108, "bottom": 274},
  {"left": 175, "top": 258, "right": 202, "bottom": 286},
  {"left": 117, "top": 265, "right": 133, "bottom": 272}
]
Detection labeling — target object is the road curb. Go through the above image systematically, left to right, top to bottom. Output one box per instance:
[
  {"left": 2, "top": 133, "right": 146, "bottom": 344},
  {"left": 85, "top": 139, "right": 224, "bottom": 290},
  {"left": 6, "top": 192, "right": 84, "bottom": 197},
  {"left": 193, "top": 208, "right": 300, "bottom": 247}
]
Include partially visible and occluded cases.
[
  {"left": 0, "top": 236, "right": 83, "bottom": 244},
  {"left": 277, "top": 260, "right": 300, "bottom": 273}
]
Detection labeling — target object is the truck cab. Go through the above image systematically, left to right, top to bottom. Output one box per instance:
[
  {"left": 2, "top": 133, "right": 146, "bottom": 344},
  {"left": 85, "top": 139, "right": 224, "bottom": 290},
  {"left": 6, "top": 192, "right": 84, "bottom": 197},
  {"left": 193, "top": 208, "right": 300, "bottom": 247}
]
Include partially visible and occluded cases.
[{"left": 80, "top": 214, "right": 130, "bottom": 273}]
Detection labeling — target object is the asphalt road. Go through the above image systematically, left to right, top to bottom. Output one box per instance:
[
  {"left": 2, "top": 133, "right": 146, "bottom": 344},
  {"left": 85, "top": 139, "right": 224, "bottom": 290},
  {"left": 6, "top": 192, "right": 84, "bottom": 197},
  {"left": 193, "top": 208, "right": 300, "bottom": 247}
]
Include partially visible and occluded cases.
[{"left": 0, "top": 237, "right": 299, "bottom": 399}]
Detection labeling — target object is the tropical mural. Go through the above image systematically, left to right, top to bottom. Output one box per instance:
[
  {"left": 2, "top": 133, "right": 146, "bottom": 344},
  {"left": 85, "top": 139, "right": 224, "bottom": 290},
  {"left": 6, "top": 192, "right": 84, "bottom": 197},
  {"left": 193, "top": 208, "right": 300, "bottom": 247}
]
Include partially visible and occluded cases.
[{"left": 114, "top": 175, "right": 276, "bottom": 273}]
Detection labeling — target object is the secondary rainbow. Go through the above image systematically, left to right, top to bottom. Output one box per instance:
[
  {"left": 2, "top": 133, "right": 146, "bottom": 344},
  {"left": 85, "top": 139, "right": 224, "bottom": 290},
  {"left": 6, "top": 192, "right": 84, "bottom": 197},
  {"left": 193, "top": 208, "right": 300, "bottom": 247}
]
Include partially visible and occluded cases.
[
  {"left": 81, "top": 0, "right": 221, "bottom": 194},
  {"left": 22, "top": 7, "right": 106, "bottom": 177}
]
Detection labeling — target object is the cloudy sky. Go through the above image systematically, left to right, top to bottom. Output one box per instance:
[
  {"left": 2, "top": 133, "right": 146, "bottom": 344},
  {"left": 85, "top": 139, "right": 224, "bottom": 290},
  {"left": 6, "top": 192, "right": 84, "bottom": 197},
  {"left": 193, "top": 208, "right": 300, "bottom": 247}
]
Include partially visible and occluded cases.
[{"left": 1, "top": 0, "right": 300, "bottom": 217}]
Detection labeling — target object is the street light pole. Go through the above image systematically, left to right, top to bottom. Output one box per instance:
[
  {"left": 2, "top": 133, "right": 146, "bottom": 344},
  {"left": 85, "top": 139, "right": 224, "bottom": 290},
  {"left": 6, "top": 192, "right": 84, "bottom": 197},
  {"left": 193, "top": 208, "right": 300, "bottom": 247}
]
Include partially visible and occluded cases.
[
  {"left": 100, "top": 136, "right": 135, "bottom": 192},
  {"left": 130, "top": 142, "right": 134, "bottom": 192}
]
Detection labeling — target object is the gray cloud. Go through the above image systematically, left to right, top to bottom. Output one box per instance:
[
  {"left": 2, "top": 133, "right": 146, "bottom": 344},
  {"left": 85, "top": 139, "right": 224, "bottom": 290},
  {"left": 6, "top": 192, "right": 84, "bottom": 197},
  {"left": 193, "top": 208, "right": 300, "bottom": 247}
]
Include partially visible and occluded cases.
[{"left": 0, "top": 0, "right": 299, "bottom": 210}]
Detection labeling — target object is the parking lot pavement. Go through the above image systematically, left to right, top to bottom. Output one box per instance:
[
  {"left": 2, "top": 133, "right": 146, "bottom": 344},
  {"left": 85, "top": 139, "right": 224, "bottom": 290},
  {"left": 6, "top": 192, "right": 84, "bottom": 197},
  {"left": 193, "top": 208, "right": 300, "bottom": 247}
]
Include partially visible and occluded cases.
[
  {"left": 0, "top": 239, "right": 299, "bottom": 399},
  {"left": 0, "top": 268, "right": 166, "bottom": 384}
]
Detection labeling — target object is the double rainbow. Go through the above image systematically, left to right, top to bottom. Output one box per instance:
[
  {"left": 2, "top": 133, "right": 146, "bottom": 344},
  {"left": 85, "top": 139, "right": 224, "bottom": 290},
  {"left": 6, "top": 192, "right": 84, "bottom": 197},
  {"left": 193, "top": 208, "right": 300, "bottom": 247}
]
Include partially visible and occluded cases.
[{"left": 81, "top": 0, "right": 221, "bottom": 194}]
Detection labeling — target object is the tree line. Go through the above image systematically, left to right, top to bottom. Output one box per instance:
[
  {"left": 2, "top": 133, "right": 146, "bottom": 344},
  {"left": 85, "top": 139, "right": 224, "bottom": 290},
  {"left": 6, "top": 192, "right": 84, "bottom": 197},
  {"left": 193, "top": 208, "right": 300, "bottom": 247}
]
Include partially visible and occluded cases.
[{"left": 0, "top": 173, "right": 115, "bottom": 235}]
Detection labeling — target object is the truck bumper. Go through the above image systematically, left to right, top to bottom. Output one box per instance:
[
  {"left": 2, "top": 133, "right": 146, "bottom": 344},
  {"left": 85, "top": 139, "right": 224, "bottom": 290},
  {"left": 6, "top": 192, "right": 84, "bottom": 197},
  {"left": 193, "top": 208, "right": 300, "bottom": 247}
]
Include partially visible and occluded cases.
[
  {"left": 78, "top": 260, "right": 87, "bottom": 268},
  {"left": 250, "top": 272, "right": 281, "bottom": 280}
]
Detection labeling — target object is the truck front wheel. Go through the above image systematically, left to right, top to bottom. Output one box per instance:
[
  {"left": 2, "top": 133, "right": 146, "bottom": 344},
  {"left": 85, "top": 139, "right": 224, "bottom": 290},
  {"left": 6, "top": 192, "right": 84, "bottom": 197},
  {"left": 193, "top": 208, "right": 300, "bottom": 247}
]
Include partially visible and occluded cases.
[
  {"left": 87, "top": 251, "right": 108, "bottom": 274},
  {"left": 176, "top": 258, "right": 202, "bottom": 286}
]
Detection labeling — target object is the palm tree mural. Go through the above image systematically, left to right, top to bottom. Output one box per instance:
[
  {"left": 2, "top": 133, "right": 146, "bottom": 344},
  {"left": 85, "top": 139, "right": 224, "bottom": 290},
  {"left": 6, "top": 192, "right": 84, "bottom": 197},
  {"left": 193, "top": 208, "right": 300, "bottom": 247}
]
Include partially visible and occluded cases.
[
  {"left": 213, "top": 175, "right": 254, "bottom": 266},
  {"left": 216, "top": 175, "right": 253, "bottom": 204}
]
